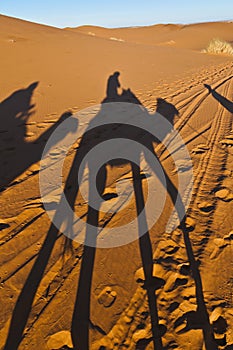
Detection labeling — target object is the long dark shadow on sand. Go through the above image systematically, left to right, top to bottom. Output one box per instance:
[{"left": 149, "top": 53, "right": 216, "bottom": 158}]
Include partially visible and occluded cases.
[
  {"left": 3, "top": 84, "right": 77, "bottom": 349},
  {"left": 204, "top": 84, "right": 233, "bottom": 113},
  {"left": 132, "top": 161, "right": 163, "bottom": 350},
  {"left": 3, "top": 224, "right": 60, "bottom": 350},
  {"left": 181, "top": 225, "right": 218, "bottom": 350}
]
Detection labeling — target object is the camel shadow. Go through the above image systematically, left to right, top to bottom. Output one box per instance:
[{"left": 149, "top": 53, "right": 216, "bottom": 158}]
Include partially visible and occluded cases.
[
  {"left": 67, "top": 75, "right": 182, "bottom": 350},
  {"left": 0, "top": 82, "right": 77, "bottom": 192}
]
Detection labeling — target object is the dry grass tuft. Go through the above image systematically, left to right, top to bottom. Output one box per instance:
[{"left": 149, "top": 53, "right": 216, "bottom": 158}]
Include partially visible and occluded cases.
[{"left": 202, "top": 38, "right": 233, "bottom": 56}]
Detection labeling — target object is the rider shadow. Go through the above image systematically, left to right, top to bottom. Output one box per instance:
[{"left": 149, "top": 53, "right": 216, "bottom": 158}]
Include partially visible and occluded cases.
[{"left": 0, "top": 82, "right": 77, "bottom": 192}]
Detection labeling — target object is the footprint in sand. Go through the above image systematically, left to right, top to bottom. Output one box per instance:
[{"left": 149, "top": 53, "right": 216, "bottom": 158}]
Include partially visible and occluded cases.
[
  {"left": 220, "top": 131, "right": 233, "bottom": 148},
  {"left": 192, "top": 143, "right": 210, "bottom": 154},
  {"left": 215, "top": 187, "right": 233, "bottom": 201},
  {"left": 197, "top": 201, "right": 215, "bottom": 213},
  {"left": 0, "top": 219, "right": 10, "bottom": 231},
  {"left": 210, "top": 237, "right": 229, "bottom": 259},
  {"left": 97, "top": 286, "right": 117, "bottom": 307},
  {"left": 210, "top": 308, "right": 228, "bottom": 347}
]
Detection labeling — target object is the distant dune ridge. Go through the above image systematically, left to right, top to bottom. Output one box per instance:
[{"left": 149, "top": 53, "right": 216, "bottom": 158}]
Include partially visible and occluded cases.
[
  {"left": 0, "top": 14, "right": 233, "bottom": 350},
  {"left": 0, "top": 14, "right": 233, "bottom": 117},
  {"left": 67, "top": 20, "right": 233, "bottom": 50}
]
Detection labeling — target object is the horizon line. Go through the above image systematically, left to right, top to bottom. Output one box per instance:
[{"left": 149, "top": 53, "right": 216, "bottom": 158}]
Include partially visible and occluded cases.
[{"left": 0, "top": 13, "right": 233, "bottom": 30}]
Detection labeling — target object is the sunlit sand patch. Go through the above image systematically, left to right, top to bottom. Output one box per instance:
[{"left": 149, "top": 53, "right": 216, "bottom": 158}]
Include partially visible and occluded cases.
[
  {"left": 109, "top": 37, "right": 125, "bottom": 42},
  {"left": 47, "top": 330, "right": 73, "bottom": 350}
]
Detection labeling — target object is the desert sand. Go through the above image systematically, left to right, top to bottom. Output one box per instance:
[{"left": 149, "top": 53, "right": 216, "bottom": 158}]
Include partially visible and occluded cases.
[{"left": 0, "top": 14, "right": 233, "bottom": 349}]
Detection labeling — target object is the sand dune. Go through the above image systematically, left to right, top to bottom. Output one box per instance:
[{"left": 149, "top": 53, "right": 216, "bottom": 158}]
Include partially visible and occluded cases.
[
  {"left": 0, "top": 14, "right": 233, "bottom": 350},
  {"left": 69, "top": 21, "right": 233, "bottom": 50}
]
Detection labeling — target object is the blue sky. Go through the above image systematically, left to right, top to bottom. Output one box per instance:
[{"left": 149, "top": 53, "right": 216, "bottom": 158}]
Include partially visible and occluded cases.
[{"left": 1, "top": 0, "right": 233, "bottom": 28}]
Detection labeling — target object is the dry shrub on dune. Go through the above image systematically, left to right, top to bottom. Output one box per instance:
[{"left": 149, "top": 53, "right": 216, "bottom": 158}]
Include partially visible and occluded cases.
[{"left": 202, "top": 38, "right": 233, "bottom": 56}]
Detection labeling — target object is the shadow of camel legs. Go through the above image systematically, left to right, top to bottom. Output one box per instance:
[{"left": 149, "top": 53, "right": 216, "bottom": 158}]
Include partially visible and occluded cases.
[
  {"left": 70, "top": 160, "right": 164, "bottom": 350},
  {"left": 132, "top": 161, "right": 163, "bottom": 350},
  {"left": 71, "top": 165, "right": 106, "bottom": 350},
  {"left": 71, "top": 214, "right": 97, "bottom": 350},
  {"left": 3, "top": 223, "right": 60, "bottom": 350},
  {"left": 181, "top": 227, "right": 218, "bottom": 350}
]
